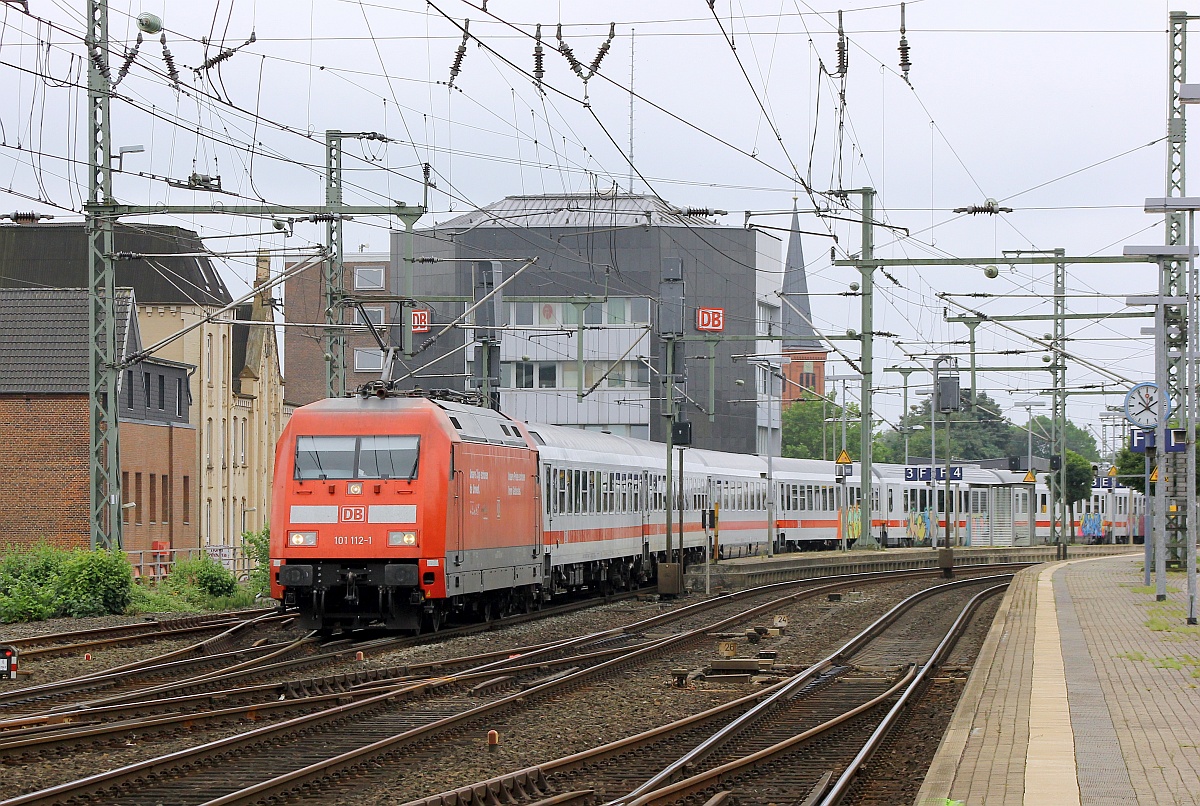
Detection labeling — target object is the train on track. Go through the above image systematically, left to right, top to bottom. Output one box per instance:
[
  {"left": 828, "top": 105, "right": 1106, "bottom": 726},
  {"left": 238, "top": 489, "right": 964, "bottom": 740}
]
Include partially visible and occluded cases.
[{"left": 270, "top": 390, "right": 1144, "bottom": 632}]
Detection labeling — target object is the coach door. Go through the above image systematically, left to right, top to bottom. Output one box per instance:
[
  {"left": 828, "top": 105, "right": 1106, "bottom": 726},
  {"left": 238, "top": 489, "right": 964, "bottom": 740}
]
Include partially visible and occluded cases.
[
  {"left": 449, "top": 447, "right": 464, "bottom": 566},
  {"left": 540, "top": 462, "right": 551, "bottom": 577},
  {"left": 640, "top": 469, "right": 651, "bottom": 563},
  {"left": 991, "top": 486, "right": 1014, "bottom": 547}
]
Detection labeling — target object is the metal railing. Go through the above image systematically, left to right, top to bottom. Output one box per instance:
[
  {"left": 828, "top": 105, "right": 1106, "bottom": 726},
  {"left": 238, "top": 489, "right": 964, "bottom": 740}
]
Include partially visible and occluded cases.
[{"left": 126, "top": 545, "right": 259, "bottom": 583}]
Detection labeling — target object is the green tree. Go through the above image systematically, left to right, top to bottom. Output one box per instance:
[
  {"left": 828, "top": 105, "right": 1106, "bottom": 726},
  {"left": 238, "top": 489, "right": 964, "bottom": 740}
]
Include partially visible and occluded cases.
[
  {"left": 875, "top": 390, "right": 1015, "bottom": 462},
  {"left": 781, "top": 398, "right": 861, "bottom": 460},
  {"left": 1007, "top": 415, "right": 1099, "bottom": 463},
  {"left": 1114, "top": 447, "right": 1149, "bottom": 494}
]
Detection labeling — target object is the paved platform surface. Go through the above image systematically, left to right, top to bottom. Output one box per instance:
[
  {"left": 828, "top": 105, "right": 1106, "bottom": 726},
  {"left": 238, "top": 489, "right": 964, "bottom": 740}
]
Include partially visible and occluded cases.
[{"left": 916, "top": 554, "right": 1200, "bottom": 805}]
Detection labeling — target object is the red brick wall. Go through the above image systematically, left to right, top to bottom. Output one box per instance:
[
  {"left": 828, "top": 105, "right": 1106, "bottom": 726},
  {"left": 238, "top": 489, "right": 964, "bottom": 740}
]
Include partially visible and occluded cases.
[
  {"left": 0, "top": 395, "right": 200, "bottom": 553},
  {"left": 0, "top": 396, "right": 91, "bottom": 550},
  {"left": 120, "top": 420, "right": 199, "bottom": 553}
]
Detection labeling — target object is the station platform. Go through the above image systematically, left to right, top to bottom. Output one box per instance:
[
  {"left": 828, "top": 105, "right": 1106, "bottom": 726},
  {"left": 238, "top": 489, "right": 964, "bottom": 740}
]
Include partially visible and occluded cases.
[
  {"left": 682, "top": 544, "right": 1133, "bottom": 592},
  {"left": 917, "top": 553, "right": 1200, "bottom": 805}
]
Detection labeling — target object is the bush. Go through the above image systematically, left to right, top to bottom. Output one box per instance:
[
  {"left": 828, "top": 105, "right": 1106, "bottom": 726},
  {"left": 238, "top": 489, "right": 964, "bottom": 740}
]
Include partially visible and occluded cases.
[
  {"left": 243, "top": 526, "right": 271, "bottom": 596},
  {"left": 0, "top": 545, "right": 68, "bottom": 622},
  {"left": 0, "top": 546, "right": 133, "bottom": 621},
  {"left": 59, "top": 549, "right": 134, "bottom": 617},
  {"left": 164, "top": 554, "right": 237, "bottom": 599}
]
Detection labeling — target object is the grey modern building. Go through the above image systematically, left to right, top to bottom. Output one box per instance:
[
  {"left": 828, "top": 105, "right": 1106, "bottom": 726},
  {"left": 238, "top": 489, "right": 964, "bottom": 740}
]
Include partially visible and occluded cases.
[{"left": 385, "top": 193, "right": 785, "bottom": 454}]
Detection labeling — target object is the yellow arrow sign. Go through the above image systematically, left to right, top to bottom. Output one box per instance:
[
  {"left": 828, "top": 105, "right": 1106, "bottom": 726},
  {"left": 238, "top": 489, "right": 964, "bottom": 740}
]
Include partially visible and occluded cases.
[
  {"left": 835, "top": 449, "right": 853, "bottom": 465},
  {"left": 1107, "top": 465, "right": 1118, "bottom": 477},
  {"left": 1150, "top": 466, "right": 1159, "bottom": 483},
  {"left": 1023, "top": 470, "right": 1037, "bottom": 483}
]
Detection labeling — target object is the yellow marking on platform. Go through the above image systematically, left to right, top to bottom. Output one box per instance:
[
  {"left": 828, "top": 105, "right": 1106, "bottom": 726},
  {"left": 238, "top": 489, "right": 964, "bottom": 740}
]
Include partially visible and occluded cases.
[{"left": 1024, "top": 569, "right": 1080, "bottom": 806}]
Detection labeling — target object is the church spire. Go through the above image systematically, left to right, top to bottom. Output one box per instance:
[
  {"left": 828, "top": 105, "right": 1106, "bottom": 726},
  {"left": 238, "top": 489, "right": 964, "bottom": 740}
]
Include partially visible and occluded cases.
[{"left": 780, "top": 200, "right": 822, "bottom": 350}]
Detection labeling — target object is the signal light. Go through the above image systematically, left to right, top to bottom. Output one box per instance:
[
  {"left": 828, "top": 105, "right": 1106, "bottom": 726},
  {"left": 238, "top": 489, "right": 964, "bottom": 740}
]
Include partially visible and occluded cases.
[{"left": 388, "top": 531, "right": 418, "bottom": 546}]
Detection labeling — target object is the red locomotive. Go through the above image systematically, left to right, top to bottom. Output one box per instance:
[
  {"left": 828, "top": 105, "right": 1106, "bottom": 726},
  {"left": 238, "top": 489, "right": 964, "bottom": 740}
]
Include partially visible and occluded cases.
[{"left": 272, "top": 393, "right": 553, "bottom": 632}]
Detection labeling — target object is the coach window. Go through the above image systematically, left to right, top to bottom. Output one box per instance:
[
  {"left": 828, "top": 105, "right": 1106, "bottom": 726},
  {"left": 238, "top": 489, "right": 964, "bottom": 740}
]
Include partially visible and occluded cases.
[
  {"left": 295, "top": 436, "right": 356, "bottom": 479},
  {"left": 358, "top": 436, "right": 420, "bottom": 479}
]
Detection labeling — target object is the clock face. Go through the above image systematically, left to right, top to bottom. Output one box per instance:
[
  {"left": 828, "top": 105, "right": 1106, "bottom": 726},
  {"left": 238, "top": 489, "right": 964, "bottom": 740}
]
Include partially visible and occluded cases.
[{"left": 1124, "top": 383, "right": 1165, "bottom": 429}]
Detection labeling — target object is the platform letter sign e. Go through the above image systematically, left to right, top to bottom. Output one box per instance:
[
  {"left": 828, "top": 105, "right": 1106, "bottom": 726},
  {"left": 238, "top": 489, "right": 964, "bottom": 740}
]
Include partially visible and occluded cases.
[
  {"left": 696, "top": 307, "right": 725, "bottom": 332},
  {"left": 341, "top": 506, "right": 366, "bottom": 523}
]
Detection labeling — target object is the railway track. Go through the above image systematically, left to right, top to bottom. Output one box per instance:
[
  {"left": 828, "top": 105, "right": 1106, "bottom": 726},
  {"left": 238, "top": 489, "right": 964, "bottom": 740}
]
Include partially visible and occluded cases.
[
  {"left": 0, "top": 565, "right": 1022, "bottom": 805},
  {"left": 402, "top": 576, "right": 1008, "bottom": 806},
  {"left": 0, "top": 609, "right": 278, "bottom": 661}
]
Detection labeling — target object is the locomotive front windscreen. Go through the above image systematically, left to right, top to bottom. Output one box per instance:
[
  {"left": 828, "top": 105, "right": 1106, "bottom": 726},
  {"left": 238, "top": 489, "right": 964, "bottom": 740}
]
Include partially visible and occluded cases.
[{"left": 294, "top": 435, "right": 420, "bottom": 480}]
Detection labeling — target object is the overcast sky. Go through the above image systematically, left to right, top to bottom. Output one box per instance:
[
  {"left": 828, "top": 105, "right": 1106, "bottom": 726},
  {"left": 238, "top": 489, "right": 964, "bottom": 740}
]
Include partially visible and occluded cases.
[{"left": 1, "top": 1, "right": 1193, "bottom": 445}]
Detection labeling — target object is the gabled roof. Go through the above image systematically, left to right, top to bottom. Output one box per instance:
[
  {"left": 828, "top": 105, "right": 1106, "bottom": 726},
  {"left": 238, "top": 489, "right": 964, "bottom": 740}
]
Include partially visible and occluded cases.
[
  {"left": 431, "top": 193, "right": 724, "bottom": 230},
  {"left": 0, "top": 222, "right": 231, "bottom": 306},
  {"left": 0, "top": 287, "right": 136, "bottom": 394}
]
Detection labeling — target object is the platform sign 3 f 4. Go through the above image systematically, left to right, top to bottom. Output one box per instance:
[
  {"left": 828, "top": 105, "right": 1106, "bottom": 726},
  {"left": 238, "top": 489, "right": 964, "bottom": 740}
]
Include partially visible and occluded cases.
[{"left": 696, "top": 307, "right": 725, "bottom": 332}]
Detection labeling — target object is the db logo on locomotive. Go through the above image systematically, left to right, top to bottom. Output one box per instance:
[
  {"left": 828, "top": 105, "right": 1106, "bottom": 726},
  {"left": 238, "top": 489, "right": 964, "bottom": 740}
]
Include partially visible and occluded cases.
[{"left": 340, "top": 506, "right": 366, "bottom": 523}]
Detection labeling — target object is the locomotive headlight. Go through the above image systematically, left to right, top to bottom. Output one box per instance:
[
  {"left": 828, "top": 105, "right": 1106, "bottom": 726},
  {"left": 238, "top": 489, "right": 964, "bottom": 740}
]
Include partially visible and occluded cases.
[
  {"left": 347, "top": 482, "right": 364, "bottom": 495},
  {"left": 288, "top": 531, "right": 318, "bottom": 546},
  {"left": 388, "top": 531, "right": 418, "bottom": 546}
]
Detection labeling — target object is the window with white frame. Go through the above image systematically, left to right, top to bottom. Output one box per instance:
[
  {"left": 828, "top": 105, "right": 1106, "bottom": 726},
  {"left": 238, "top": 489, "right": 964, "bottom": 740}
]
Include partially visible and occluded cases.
[
  {"left": 353, "top": 266, "right": 386, "bottom": 290},
  {"left": 756, "top": 300, "right": 780, "bottom": 336},
  {"left": 352, "top": 306, "right": 385, "bottom": 326},
  {"left": 354, "top": 348, "right": 386, "bottom": 372}
]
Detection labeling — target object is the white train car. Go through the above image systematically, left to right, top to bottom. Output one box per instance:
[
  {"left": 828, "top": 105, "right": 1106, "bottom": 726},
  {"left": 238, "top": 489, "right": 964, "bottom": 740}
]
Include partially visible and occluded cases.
[{"left": 528, "top": 421, "right": 1088, "bottom": 564}]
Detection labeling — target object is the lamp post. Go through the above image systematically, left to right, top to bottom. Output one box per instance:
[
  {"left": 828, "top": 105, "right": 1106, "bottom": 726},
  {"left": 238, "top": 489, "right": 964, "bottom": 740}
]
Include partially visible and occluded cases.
[
  {"left": 933, "top": 356, "right": 959, "bottom": 548},
  {"left": 747, "top": 360, "right": 788, "bottom": 557},
  {"left": 824, "top": 372, "right": 860, "bottom": 549},
  {"left": 1018, "top": 401, "right": 1049, "bottom": 474},
  {"left": 1100, "top": 411, "right": 1124, "bottom": 545},
  {"left": 898, "top": 424, "right": 925, "bottom": 466},
  {"left": 241, "top": 506, "right": 258, "bottom": 536}
]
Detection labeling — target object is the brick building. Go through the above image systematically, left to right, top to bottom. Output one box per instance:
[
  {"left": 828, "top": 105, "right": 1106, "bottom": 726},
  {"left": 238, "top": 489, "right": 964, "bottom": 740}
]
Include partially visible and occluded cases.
[
  {"left": 0, "top": 223, "right": 286, "bottom": 552},
  {"left": 0, "top": 288, "right": 197, "bottom": 551}
]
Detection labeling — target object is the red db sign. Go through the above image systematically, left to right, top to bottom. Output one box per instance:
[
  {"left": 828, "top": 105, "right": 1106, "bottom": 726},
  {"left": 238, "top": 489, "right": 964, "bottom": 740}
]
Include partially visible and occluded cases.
[
  {"left": 696, "top": 307, "right": 725, "bottom": 332},
  {"left": 411, "top": 309, "right": 430, "bottom": 333}
]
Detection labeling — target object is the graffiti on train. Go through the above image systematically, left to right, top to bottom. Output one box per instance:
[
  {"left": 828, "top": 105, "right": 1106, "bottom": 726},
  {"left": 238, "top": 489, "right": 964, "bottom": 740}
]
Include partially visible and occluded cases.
[
  {"left": 906, "top": 507, "right": 935, "bottom": 543},
  {"left": 1080, "top": 512, "right": 1104, "bottom": 540}
]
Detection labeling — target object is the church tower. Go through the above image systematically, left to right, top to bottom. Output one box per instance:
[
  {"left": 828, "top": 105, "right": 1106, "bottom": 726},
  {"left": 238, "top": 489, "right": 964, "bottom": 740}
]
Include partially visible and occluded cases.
[{"left": 779, "top": 203, "right": 828, "bottom": 406}]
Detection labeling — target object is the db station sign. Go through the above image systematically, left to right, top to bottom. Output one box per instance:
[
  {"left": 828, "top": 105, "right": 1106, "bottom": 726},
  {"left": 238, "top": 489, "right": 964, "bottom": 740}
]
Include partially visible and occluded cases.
[
  {"left": 696, "top": 307, "right": 725, "bottom": 332},
  {"left": 411, "top": 309, "right": 431, "bottom": 333}
]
